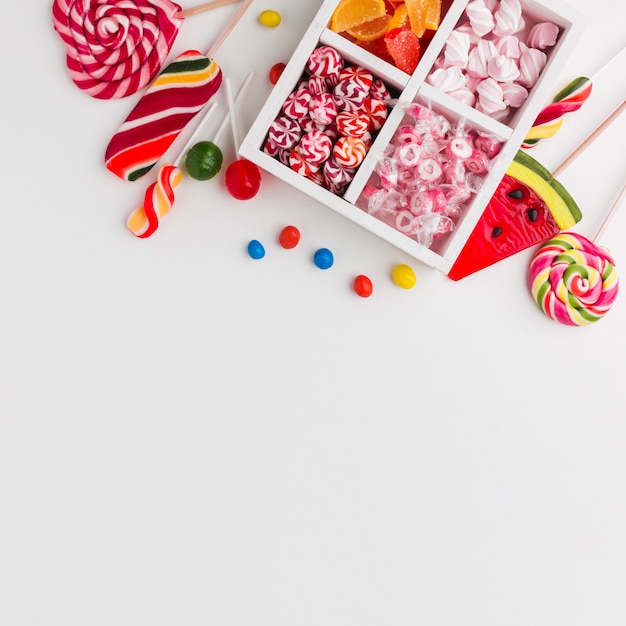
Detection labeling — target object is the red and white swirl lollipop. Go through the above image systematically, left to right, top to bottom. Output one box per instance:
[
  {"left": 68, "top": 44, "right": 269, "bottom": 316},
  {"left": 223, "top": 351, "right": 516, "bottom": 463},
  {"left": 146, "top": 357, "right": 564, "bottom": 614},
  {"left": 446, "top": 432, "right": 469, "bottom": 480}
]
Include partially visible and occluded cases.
[{"left": 52, "top": 0, "right": 239, "bottom": 99}]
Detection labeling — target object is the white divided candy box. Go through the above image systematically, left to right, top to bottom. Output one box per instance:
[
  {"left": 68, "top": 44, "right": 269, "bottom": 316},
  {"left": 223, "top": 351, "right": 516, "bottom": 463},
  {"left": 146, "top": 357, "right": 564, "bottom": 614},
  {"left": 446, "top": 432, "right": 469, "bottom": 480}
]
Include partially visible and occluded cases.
[{"left": 239, "top": 0, "right": 581, "bottom": 274}]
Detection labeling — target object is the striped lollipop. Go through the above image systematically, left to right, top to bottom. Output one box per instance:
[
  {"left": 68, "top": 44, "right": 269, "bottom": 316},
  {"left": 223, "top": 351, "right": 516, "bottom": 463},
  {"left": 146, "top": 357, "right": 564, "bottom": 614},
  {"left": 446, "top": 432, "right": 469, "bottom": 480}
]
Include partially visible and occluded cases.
[
  {"left": 52, "top": 0, "right": 241, "bottom": 100},
  {"left": 522, "top": 77, "right": 592, "bottom": 148}
]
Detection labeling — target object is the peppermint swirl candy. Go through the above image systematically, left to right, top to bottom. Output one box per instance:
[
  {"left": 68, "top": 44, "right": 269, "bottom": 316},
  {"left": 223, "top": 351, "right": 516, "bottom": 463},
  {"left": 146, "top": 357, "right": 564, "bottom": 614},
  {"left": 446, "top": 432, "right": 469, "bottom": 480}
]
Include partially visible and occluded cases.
[
  {"left": 52, "top": 0, "right": 182, "bottom": 99},
  {"left": 529, "top": 233, "right": 619, "bottom": 326}
]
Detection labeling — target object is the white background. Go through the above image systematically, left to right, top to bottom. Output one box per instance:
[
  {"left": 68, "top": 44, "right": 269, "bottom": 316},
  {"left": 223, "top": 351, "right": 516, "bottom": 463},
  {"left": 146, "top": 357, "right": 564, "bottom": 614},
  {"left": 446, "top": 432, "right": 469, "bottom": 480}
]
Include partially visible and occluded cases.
[{"left": 1, "top": 1, "right": 625, "bottom": 624}]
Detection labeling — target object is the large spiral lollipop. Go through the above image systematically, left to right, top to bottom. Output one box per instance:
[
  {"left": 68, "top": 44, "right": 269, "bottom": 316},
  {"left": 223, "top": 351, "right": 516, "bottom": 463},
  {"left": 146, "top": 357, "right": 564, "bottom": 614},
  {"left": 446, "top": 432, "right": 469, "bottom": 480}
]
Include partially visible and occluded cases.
[{"left": 52, "top": 0, "right": 240, "bottom": 99}]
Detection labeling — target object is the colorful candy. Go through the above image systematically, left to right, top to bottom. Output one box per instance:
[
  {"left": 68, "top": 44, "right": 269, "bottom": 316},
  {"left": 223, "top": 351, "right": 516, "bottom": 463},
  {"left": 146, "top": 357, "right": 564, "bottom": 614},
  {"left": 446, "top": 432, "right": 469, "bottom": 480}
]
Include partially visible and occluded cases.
[
  {"left": 52, "top": 0, "right": 183, "bottom": 99},
  {"left": 259, "top": 9, "right": 281, "bottom": 27},
  {"left": 105, "top": 50, "right": 222, "bottom": 181},
  {"left": 269, "top": 62, "right": 286, "bottom": 85},
  {"left": 522, "top": 77, "right": 592, "bottom": 148},
  {"left": 185, "top": 140, "right": 223, "bottom": 180},
  {"left": 127, "top": 164, "right": 183, "bottom": 238},
  {"left": 278, "top": 225, "right": 301, "bottom": 249},
  {"left": 528, "top": 233, "right": 619, "bottom": 326},
  {"left": 247, "top": 239, "right": 266, "bottom": 259},
  {"left": 313, "top": 248, "right": 334, "bottom": 269},
  {"left": 391, "top": 264, "right": 417, "bottom": 289},
  {"left": 353, "top": 274, "right": 373, "bottom": 297}
]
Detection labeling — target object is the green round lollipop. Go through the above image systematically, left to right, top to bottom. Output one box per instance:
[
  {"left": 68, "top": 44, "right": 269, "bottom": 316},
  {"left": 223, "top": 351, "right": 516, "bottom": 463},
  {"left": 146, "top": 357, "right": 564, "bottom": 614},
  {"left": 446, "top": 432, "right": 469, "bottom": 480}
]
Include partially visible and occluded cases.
[{"left": 185, "top": 141, "right": 223, "bottom": 181}]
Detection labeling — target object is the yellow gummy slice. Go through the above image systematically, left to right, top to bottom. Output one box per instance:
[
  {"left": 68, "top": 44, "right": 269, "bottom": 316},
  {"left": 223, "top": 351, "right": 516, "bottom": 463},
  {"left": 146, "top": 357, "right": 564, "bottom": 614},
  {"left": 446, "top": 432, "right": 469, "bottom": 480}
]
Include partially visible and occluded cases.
[
  {"left": 330, "top": 0, "right": 387, "bottom": 33},
  {"left": 404, "top": 0, "right": 427, "bottom": 37},
  {"left": 425, "top": 0, "right": 441, "bottom": 30},
  {"left": 388, "top": 4, "right": 410, "bottom": 31}
]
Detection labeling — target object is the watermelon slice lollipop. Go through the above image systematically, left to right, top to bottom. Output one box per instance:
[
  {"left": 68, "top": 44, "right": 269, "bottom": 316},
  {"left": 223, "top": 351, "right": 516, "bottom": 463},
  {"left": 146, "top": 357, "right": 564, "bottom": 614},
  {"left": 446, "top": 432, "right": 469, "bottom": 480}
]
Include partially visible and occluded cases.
[
  {"left": 52, "top": 0, "right": 241, "bottom": 100},
  {"left": 447, "top": 150, "right": 582, "bottom": 281}
]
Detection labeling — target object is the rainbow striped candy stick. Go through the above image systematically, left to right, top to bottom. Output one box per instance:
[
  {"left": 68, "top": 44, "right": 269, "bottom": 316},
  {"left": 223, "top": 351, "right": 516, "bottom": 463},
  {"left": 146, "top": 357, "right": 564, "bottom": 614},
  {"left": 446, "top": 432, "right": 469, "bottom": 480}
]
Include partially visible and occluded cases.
[
  {"left": 105, "top": 50, "right": 222, "bottom": 181},
  {"left": 522, "top": 76, "right": 592, "bottom": 149}
]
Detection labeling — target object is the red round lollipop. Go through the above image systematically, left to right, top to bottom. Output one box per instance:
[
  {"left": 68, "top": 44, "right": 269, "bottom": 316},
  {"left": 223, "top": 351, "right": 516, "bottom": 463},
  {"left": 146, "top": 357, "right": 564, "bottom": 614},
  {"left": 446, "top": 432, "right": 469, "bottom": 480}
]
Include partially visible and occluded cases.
[{"left": 224, "top": 77, "right": 261, "bottom": 200}]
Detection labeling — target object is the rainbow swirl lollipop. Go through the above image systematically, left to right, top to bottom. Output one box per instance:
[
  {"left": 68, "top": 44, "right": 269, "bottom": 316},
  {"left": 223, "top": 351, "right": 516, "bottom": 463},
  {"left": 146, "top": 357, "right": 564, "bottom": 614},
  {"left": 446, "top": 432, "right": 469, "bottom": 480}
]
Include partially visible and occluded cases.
[{"left": 529, "top": 233, "right": 619, "bottom": 326}]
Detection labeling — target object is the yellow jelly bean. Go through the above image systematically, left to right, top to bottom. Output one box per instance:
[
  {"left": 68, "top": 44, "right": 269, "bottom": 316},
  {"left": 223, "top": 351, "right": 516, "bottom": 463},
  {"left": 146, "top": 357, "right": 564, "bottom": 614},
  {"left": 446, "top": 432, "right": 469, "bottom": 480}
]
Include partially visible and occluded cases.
[
  {"left": 259, "top": 9, "right": 282, "bottom": 27},
  {"left": 392, "top": 264, "right": 417, "bottom": 289}
]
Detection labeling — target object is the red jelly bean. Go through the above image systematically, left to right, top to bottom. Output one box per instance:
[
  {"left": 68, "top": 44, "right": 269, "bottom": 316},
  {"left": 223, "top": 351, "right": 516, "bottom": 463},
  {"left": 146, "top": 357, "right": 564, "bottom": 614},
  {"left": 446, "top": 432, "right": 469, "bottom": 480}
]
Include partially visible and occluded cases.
[
  {"left": 269, "top": 62, "right": 286, "bottom": 85},
  {"left": 225, "top": 159, "right": 261, "bottom": 200},
  {"left": 278, "top": 225, "right": 301, "bottom": 249},
  {"left": 353, "top": 274, "right": 373, "bottom": 298}
]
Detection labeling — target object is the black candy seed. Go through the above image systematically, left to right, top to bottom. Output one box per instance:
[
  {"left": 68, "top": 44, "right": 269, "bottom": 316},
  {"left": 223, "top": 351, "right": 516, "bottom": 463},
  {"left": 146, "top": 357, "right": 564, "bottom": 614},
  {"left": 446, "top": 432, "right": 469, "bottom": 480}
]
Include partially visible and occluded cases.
[
  {"left": 507, "top": 188, "right": 524, "bottom": 199},
  {"left": 527, "top": 208, "right": 539, "bottom": 222},
  {"left": 492, "top": 226, "right": 503, "bottom": 238}
]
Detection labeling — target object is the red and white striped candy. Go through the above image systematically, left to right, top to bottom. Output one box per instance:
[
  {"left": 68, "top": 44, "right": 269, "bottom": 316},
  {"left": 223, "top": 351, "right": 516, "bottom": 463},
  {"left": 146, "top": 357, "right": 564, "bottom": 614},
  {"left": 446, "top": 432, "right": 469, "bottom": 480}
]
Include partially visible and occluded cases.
[
  {"left": 307, "top": 45, "right": 343, "bottom": 78},
  {"left": 339, "top": 65, "right": 373, "bottom": 91},
  {"left": 307, "top": 75, "right": 329, "bottom": 95},
  {"left": 369, "top": 77, "right": 391, "bottom": 102},
  {"left": 332, "top": 79, "right": 368, "bottom": 112},
  {"left": 283, "top": 88, "right": 312, "bottom": 120},
  {"left": 308, "top": 92, "right": 338, "bottom": 125},
  {"left": 362, "top": 98, "right": 387, "bottom": 130},
  {"left": 335, "top": 111, "right": 370, "bottom": 137},
  {"left": 299, "top": 115, "right": 325, "bottom": 135},
  {"left": 268, "top": 116, "right": 302, "bottom": 150},
  {"left": 298, "top": 130, "right": 333, "bottom": 164},
  {"left": 332, "top": 136, "right": 367, "bottom": 168},
  {"left": 262, "top": 138, "right": 280, "bottom": 157},
  {"left": 289, "top": 148, "right": 320, "bottom": 176},
  {"left": 323, "top": 156, "right": 355, "bottom": 187},
  {"left": 307, "top": 168, "right": 326, "bottom": 186}
]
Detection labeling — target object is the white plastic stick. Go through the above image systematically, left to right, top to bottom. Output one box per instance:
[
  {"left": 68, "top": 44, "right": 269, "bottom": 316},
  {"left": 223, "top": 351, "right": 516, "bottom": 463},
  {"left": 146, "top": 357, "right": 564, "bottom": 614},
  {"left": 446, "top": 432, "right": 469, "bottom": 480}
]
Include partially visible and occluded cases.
[
  {"left": 175, "top": 0, "right": 241, "bottom": 19},
  {"left": 212, "top": 71, "right": 254, "bottom": 145},
  {"left": 224, "top": 78, "right": 240, "bottom": 157},
  {"left": 172, "top": 102, "right": 219, "bottom": 167}
]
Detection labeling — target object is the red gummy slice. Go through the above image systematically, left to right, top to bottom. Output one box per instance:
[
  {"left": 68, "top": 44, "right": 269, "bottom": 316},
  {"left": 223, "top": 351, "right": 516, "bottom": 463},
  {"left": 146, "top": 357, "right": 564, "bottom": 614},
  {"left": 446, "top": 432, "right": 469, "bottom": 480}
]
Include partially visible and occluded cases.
[{"left": 384, "top": 28, "right": 421, "bottom": 74}]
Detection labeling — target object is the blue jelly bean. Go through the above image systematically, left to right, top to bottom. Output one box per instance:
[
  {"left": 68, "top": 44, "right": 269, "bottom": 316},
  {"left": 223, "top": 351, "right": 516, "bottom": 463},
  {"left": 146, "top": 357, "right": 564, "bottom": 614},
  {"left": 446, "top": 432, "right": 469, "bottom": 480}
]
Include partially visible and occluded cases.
[
  {"left": 247, "top": 240, "right": 265, "bottom": 259},
  {"left": 313, "top": 247, "right": 334, "bottom": 270}
]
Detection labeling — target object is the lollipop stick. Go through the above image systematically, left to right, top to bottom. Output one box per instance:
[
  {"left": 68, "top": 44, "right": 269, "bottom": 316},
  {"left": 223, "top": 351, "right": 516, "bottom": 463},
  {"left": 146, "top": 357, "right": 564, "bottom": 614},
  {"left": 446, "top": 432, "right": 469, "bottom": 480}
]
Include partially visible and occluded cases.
[
  {"left": 175, "top": 0, "right": 241, "bottom": 19},
  {"left": 206, "top": 0, "right": 255, "bottom": 58},
  {"left": 212, "top": 71, "right": 255, "bottom": 145},
  {"left": 224, "top": 78, "right": 240, "bottom": 157},
  {"left": 552, "top": 100, "right": 626, "bottom": 177},
  {"left": 172, "top": 102, "right": 219, "bottom": 167},
  {"left": 593, "top": 181, "right": 626, "bottom": 243}
]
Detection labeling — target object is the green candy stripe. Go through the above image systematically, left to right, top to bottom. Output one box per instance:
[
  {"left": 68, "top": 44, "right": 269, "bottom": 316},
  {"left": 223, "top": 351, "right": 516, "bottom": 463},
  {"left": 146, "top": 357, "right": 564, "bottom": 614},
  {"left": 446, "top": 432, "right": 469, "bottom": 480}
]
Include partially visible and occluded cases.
[{"left": 161, "top": 57, "right": 211, "bottom": 75}]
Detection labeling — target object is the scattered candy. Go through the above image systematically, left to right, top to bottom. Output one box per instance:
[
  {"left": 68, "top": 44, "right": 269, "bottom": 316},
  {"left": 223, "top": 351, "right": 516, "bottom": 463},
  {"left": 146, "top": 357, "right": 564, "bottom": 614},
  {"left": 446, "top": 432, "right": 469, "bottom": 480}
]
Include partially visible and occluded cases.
[
  {"left": 259, "top": 9, "right": 281, "bottom": 27},
  {"left": 269, "top": 62, "right": 286, "bottom": 85},
  {"left": 185, "top": 141, "right": 223, "bottom": 180},
  {"left": 225, "top": 159, "right": 262, "bottom": 200},
  {"left": 278, "top": 225, "right": 301, "bottom": 249},
  {"left": 529, "top": 233, "right": 619, "bottom": 326},
  {"left": 247, "top": 239, "right": 266, "bottom": 259},
  {"left": 313, "top": 248, "right": 334, "bottom": 270},
  {"left": 391, "top": 264, "right": 417, "bottom": 289},
  {"left": 353, "top": 274, "right": 373, "bottom": 297}
]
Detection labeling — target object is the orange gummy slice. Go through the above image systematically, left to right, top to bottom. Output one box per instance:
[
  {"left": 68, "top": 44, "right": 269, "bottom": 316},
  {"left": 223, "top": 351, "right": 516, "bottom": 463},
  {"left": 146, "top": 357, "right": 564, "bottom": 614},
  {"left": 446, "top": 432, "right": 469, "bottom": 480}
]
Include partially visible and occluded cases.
[
  {"left": 330, "top": 0, "right": 387, "bottom": 33},
  {"left": 404, "top": 0, "right": 441, "bottom": 37},
  {"left": 387, "top": 4, "right": 410, "bottom": 31},
  {"left": 346, "top": 14, "right": 392, "bottom": 41}
]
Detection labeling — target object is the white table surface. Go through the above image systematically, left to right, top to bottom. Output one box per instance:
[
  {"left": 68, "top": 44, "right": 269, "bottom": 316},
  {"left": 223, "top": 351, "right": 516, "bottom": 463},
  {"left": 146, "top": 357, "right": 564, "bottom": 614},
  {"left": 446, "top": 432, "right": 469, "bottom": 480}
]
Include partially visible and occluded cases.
[{"left": 1, "top": 1, "right": 625, "bottom": 624}]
